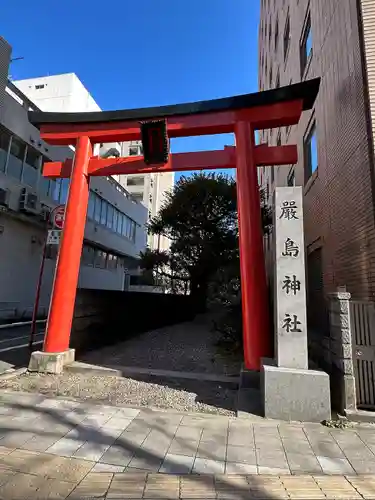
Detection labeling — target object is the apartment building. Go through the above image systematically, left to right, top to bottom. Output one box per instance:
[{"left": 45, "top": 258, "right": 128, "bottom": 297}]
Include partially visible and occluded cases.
[
  {"left": 258, "top": 0, "right": 375, "bottom": 318},
  {"left": 0, "top": 38, "right": 147, "bottom": 321},
  {"left": 15, "top": 74, "right": 174, "bottom": 252},
  {"left": 119, "top": 143, "right": 174, "bottom": 252}
]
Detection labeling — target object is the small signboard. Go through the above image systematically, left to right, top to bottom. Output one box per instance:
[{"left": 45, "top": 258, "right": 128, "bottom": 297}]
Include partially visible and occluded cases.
[
  {"left": 51, "top": 205, "right": 65, "bottom": 229},
  {"left": 47, "top": 229, "right": 61, "bottom": 245}
]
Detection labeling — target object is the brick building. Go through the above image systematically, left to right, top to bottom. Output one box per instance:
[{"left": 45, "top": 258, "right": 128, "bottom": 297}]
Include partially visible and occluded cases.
[{"left": 258, "top": 0, "right": 375, "bottom": 326}]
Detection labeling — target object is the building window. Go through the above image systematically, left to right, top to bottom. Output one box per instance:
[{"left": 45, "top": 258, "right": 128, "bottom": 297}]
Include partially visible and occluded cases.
[
  {"left": 284, "top": 13, "right": 291, "bottom": 62},
  {"left": 300, "top": 13, "right": 312, "bottom": 76},
  {"left": 275, "top": 17, "right": 279, "bottom": 52},
  {"left": 269, "top": 21, "right": 272, "bottom": 47},
  {"left": 269, "top": 66, "right": 273, "bottom": 88},
  {"left": 275, "top": 71, "right": 280, "bottom": 89},
  {"left": 35, "top": 84, "right": 45, "bottom": 90},
  {"left": 304, "top": 121, "right": 318, "bottom": 181},
  {"left": 0, "top": 129, "right": 10, "bottom": 172},
  {"left": 7, "top": 136, "right": 25, "bottom": 181},
  {"left": 22, "top": 147, "right": 40, "bottom": 188},
  {"left": 39, "top": 157, "right": 51, "bottom": 197},
  {"left": 287, "top": 168, "right": 295, "bottom": 186},
  {"left": 127, "top": 176, "right": 144, "bottom": 186},
  {"left": 51, "top": 178, "right": 61, "bottom": 202},
  {"left": 59, "top": 179, "right": 69, "bottom": 204},
  {"left": 85, "top": 189, "right": 137, "bottom": 240},
  {"left": 88, "top": 191, "right": 95, "bottom": 219},
  {"left": 132, "top": 193, "right": 143, "bottom": 203},
  {"left": 94, "top": 195, "right": 101, "bottom": 223},
  {"left": 100, "top": 200, "right": 108, "bottom": 226},
  {"left": 107, "top": 204, "right": 114, "bottom": 229},
  {"left": 111, "top": 208, "right": 117, "bottom": 231},
  {"left": 117, "top": 212, "right": 124, "bottom": 234},
  {"left": 122, "top": 213, "right": 129, "bottom": 235},
  {"left": 82, "top": 245, "right": 95, "bottom": 266},
  {"left": 94, "top": 250, "right": 106, "bottom": 269},
  {"left": 102, "top": 251, "right": 108, "bottom": 268},
  {"left": 107, "top": 254, "right": 113, "bottom": 270},
  {"left": 108, "top": 254, "right": 119, "bottom": 271}
]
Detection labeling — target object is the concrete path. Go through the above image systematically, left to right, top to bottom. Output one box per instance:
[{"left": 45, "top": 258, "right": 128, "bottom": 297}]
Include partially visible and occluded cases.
[{"left": 0, "top": 391, "right": 375, "bottom": 497}]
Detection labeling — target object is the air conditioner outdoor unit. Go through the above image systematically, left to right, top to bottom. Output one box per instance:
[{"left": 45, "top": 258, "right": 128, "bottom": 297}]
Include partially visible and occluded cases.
[
  {"left": 0, "top": 188, "right": 10, "bottom": 207},
  {"left": 19, "top": 188, "right": 40, "bottom": 215}
]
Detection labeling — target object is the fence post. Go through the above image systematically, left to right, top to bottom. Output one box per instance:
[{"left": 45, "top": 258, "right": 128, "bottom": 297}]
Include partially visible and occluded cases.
[{"left": 328, "top": 291, "right": 356, "bottom": 412}]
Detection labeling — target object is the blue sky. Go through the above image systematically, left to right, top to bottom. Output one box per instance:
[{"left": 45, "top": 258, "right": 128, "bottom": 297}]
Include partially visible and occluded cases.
[{"left": 1, "top": 0, "right": 260, "bottom": 179}]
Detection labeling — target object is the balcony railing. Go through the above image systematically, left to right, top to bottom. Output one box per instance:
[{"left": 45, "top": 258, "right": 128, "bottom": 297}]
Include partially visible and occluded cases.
[
  {"left": 5, "top": 81, "right": 40, "bottom": 112},
  {"left": 106, "top": 176, "right": 140, "bottom": 204}
]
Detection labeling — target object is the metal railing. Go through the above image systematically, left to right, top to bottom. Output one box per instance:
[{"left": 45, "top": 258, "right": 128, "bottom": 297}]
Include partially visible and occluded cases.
[{"left": 5, "top": 80, "right": 41, "bottom": 111}]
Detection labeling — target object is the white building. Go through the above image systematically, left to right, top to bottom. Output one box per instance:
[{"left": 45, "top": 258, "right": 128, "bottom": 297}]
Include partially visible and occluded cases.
[
  {"left": 0, "top": 38, "right": 148, "bottom": 321},
  {"left": 13, "top": 73, "right": 101, "bottom": 113},
  {"left": 15, "top": 74, "right": 175, "bottom": 252},
  {"left": 119, "top": 142, "right": 174, "bottom": 251}
]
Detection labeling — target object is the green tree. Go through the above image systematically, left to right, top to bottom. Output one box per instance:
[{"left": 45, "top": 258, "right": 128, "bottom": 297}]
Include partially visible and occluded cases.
[
  {"left": 140, "top": 172, "right": 272, "bottom": 312},
  {"left": 140, "top": 173, "right": 237, "bottom": 310}
]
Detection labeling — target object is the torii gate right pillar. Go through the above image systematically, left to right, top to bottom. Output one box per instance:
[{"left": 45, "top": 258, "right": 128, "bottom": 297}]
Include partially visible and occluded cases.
[{"left": 235, "top": 120, "right": 270, "bottom": 370}]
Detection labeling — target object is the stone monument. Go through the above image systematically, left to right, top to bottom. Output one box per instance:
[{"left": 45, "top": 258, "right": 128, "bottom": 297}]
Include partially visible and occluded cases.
[{"left": 261, "top": 187, "right": 331, "bottom": 422}]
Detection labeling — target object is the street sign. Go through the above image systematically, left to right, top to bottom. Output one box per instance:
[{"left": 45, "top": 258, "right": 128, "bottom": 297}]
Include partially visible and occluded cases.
[
  {"left": 51, "top": 205, "right": 65, "bottom": 229},
  {"left": 47, "top": 229, "right": 61, "bottom": 245}
]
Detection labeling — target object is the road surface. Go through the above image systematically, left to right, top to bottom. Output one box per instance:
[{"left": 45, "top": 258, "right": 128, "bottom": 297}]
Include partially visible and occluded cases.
[{"left": 0, "top": 323, "right": 45, "bottom": 373}]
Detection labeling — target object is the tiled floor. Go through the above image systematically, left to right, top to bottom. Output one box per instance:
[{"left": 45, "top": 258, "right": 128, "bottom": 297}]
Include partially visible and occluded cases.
[{"left": 1, "top": 391, "right": 375, "bottom": 497}]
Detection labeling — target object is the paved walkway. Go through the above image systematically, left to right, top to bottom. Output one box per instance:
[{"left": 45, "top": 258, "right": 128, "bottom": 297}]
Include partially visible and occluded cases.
[{"left": 1, "top": 391, "right": 375, "bottom": 497}]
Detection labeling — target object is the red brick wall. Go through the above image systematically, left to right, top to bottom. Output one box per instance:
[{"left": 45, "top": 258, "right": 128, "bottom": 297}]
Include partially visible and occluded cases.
[{"left": 259, "top": 0, "right": 375, "bottom": 300}]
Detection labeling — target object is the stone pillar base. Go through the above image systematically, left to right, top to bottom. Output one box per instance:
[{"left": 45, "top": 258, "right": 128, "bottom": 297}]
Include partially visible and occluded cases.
[
  {"left": 28, "top": 349, "right": 75, "bottom": 374},
  {"left": 261, "top": 362, "right": 331, "bottom": 422}
]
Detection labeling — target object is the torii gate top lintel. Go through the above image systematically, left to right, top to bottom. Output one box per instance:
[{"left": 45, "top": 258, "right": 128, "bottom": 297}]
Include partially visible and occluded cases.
[{"left": 29, "top": 78, "right": 320, "bottom": 146}]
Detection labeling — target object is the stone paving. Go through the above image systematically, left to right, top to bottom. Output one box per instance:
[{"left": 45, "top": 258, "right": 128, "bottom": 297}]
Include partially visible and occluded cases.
[{"left": 0, "top": 391, "right": 375, "bottom": 497}]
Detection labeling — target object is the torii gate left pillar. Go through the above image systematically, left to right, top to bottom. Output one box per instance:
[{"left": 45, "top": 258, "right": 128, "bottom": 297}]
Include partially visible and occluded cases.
[{"left": 27, "top": 78, "right": 320, "bottom": 374}]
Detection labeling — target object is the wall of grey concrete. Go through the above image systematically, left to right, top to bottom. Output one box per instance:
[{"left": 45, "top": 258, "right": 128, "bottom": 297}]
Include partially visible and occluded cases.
[
  {"left": 0, "top": 215, "right": 53, "bottom": 318},
  {"left": 70, "top": 289, "right": 198, "bottom": 353}
]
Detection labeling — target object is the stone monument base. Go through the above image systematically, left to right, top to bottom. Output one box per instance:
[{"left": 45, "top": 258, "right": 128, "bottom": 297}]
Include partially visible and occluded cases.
[
  {"left": 28, "top": 349, "right": 75, "bottom": 374},
  {"left": 261, "top": 361, "right": 331, "bottom": 422}
]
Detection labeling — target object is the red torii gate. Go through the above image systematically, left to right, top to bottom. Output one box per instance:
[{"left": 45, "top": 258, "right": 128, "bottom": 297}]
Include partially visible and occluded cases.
[{"left": 30, "top": 78, "right": 320, "bottom": 371}]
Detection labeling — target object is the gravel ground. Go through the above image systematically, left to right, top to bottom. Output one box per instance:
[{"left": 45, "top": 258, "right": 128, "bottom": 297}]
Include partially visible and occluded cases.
[
  {"left": 80, "top": 316, "right": 241, "bottom": 376},
  {"left": 0, "top": 317, "right": 240, "bottom": 416},
  {"left": 0, "top": 372, "right": 236, "bottom": 416}
]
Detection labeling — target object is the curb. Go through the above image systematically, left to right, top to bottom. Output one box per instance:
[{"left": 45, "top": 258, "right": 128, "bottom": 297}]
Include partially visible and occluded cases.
[
  {"left": 65, "top": 362, "right": 240, "bottom": 384},
  {"left": 0, "top": 367, "right": 27, "bottom": 381}
]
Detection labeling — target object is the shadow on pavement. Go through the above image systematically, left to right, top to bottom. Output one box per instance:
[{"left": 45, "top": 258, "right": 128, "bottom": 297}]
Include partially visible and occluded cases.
[{"left": 0, "top": 399, "right": 278, "bottom": 499}]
